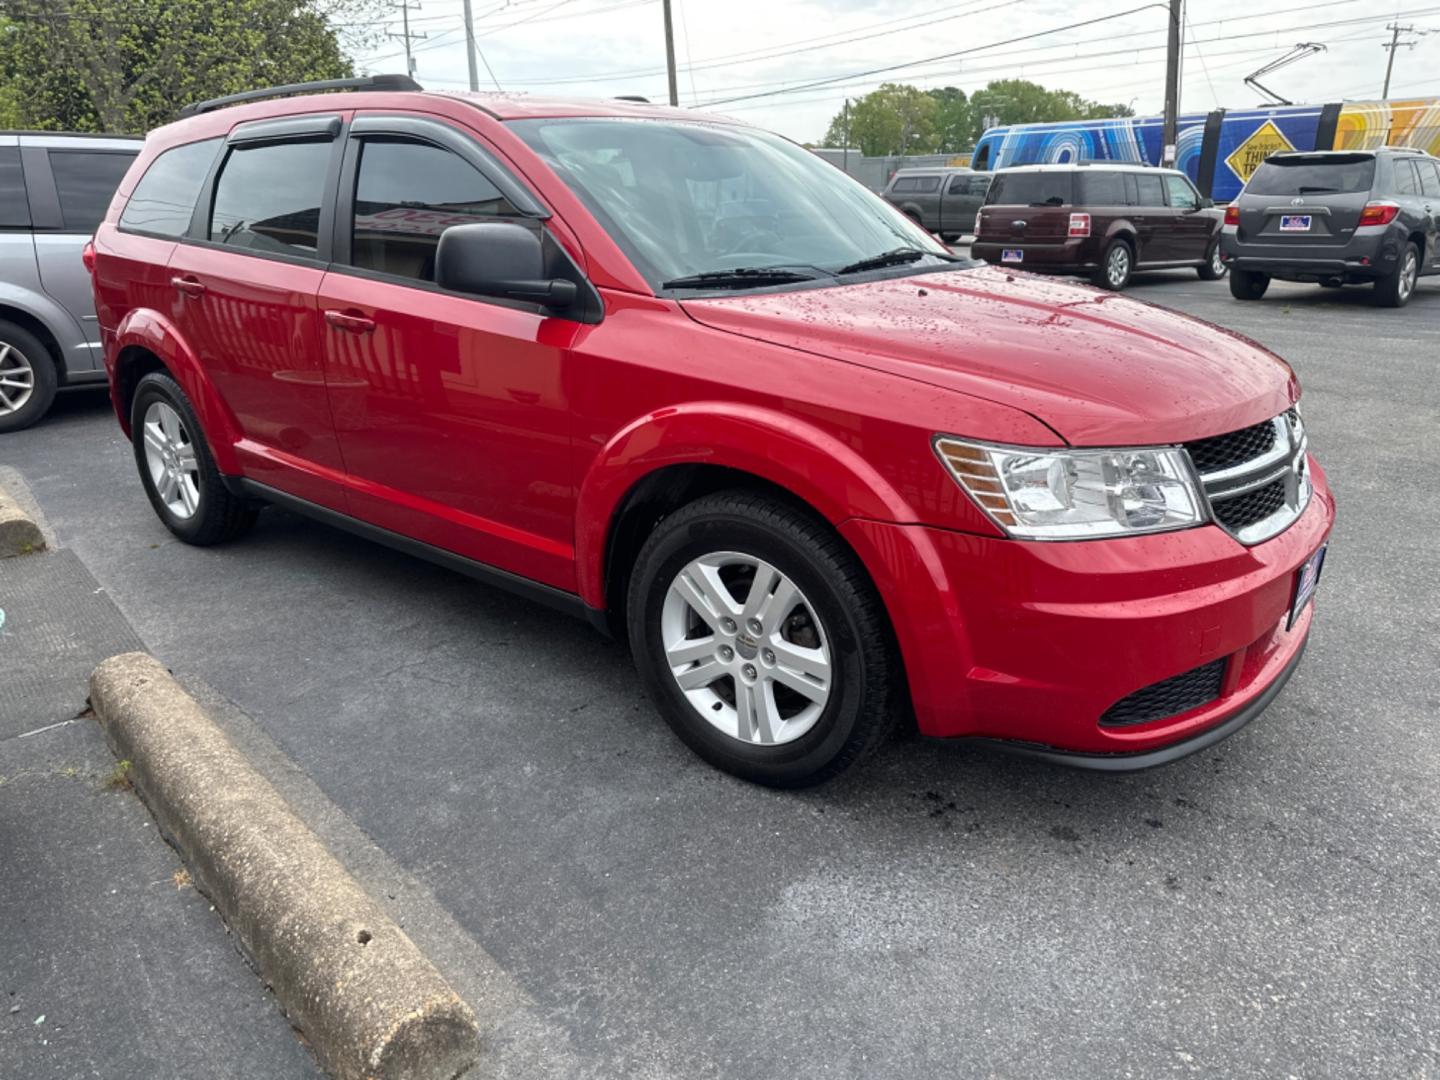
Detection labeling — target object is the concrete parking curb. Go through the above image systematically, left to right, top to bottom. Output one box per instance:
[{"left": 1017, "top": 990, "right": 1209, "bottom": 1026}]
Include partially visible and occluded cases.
[
  {"left": 0, "top": 481, "right": 46, "bottom": 558},
  {"left": 89, "top": 653, "right": 480, "bottom": 1080}
]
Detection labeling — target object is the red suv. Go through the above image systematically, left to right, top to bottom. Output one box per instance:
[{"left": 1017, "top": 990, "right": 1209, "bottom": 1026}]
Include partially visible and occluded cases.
[{"left": 91, "top": 77, "right": 1333, "bottom": 787}]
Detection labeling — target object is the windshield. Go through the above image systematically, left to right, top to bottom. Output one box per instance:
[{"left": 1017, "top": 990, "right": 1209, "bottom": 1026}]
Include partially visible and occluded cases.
[
  {"left": 510, "top": 117, "right": 948, "bottom": 290},
  {"left": 1246, "top": 156, "right": 1375, "bottom": 196},
  {"left": 984, "top": 171, "right": 1073, "bottom": 207}
]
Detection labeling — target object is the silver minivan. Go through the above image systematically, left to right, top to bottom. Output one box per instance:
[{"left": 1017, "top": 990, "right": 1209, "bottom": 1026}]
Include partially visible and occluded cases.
[{"left": 0, "top": 132, "right": 140, "bottom": 432}]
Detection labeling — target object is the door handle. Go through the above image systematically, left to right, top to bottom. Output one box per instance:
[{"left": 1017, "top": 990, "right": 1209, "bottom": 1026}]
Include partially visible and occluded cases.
[
  {"left": 171, "top": 275, "right": 205, "bottom": 298},
  {"left": 324, "top": 309, "right": 376, "bottom": 334}
]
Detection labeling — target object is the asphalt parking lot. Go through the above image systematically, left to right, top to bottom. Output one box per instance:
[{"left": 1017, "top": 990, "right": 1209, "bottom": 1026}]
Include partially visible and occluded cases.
[{"left": 4, "top": 271, "right": 1439, "bottom": 1078}]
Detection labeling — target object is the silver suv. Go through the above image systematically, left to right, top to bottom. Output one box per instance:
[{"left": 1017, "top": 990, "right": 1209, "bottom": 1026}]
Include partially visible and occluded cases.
[{"left": 0, "top": 132, "right": 140, "bottom": 431}]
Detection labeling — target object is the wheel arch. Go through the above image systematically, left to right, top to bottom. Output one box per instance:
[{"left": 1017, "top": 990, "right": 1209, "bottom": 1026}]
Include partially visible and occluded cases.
[
  {"left": 0, "top": 302, "right": 68, "bottom": 384},
  {"left": 111, "top": 308, "right": 243, "bottom": 473},
  {"left": 576, "top": 403, "right": 918, "bottom": 620}
]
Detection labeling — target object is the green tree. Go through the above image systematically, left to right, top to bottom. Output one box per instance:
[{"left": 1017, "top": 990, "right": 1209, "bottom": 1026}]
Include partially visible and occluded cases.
[
  {"left": 0, "top": 0, "right": 384, "bottom": 133},
  {"left": 821, "top": 83, "right": 938, "bottom": 157},
  {"left": 927, "top": 86, "right": 970, "bottom": 153}
]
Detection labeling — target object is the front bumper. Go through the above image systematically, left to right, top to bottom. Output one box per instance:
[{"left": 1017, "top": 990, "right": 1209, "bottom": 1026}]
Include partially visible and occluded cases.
[{"left": 840, "top": 458, "right": 1334, "bottom": 759}]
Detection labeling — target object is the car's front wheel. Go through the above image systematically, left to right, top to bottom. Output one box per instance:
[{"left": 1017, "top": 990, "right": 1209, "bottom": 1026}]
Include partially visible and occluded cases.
[
  {"left": 1092, "top": 239, "right": 1133, "bottom": 290},
  {"left": 1198, "top": 240, "right": 1228, "bottom": 281},
  {"left": 1374, "top": 241, "right": 1420, "bottom": 308},
  {"left": 1229, "top": 267, "right": 1270, "bottom": 300},
  {"left": 0, "top": 321, "right": 58, "bottom": 434},
  {"left": 130, "top": 371, "right": 258, "bottom": 545},
  {"left": 626, "top": 491, "right": 901, "bottom": 787}
]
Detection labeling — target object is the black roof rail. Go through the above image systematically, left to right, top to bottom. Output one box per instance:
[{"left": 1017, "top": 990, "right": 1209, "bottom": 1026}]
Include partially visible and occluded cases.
[
  {"left": 178, "top": 74, "right": 422, "bottom": 118},
  {"left": 614, "top": 95, "right": 650, "bottom": 103}
]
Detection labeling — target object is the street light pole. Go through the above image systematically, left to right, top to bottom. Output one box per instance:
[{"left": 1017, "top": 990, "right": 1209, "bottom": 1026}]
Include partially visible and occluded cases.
[
  {"left": 662, "top": 0, "right": 679, "bottom": 106},
  {"left": 1161, "top": 0, "right": 1182, "bottom": 166}
]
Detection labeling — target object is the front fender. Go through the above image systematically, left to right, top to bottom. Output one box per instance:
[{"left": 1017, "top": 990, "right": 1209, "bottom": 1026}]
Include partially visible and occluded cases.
[
  {"left": 111, "top": 308, "right": 243, "bottom": 475},
  {"left": 574, "top": 402, "right": 919, "bottom": 609}
]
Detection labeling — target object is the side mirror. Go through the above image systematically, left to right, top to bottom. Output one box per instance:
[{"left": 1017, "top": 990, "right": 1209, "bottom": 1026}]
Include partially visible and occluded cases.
[
  {"left": 1199, "top": 197, "right": 1215, "bottom": 209},
  {"left": 435, "top": 222, "right": 577, "bottom": 310}
]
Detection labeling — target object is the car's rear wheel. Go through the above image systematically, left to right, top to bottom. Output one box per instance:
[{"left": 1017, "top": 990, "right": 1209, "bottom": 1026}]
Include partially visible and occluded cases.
[
  {"left": 1092, "top": 239, "right": 1132, "bottom": 290},
  {"left": 1197, "top": 240, "right": 1227, "bottom": 281},
  {"left": 1374, "top": 242, "right": 1419, "bottom": 308},
  {"left": 1229, "top": 268, "right": 1270, "bottom": 300},
  {"left": 0, "top": 321, "right": 58, "bottom": 434},
  {"left": 130, "top": 371, "right": 257, "bottom": 545},
  {"left": 626, "top": 491, "right": 901, "bottom": 788}
]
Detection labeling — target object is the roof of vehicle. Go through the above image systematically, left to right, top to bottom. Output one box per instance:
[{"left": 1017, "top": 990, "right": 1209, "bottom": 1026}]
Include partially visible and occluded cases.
[
  {"left": 0, "top": 130, "right": 142, "bottom": 143},
  {"left": 1267, "top": 147, "right": 1436, "bottom": 160},
  {"left": 993, "top": 162, "right": 1184, "bottom": 175},
  {"left": 891, "top": 166, "right": 984, "bottom": 176}
]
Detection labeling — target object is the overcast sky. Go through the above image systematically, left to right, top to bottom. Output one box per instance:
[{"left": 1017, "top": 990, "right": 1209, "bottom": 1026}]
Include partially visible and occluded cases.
[{"left": 353, "top": 0, "right": 1440, "bottom": 143}]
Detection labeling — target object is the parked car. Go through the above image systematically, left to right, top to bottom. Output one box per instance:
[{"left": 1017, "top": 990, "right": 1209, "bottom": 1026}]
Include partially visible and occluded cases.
[
  {"left": 91, "top": 77, "right": 1333, "bottom": 787},
  {"left": 0, "top": 131, "right": 140, "bottom": 432},
  {"left": 1221, "top": 148, "right": 1440, "bottom": 307},
  {"left": 972, "top": 163, "right": 1227, "bottom": 290},
  {"left": 881, "top": 167, "right": 991, "bottom": 240}
]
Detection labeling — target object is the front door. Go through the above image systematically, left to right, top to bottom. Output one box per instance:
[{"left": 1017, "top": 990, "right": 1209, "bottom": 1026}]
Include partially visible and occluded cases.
[
  {"left": 316, "top": 117, "right": 579, "bottom": 592},
  {"left": 166, "top": 125, "right": 345, "bottom": 508},
  {"left": 1127, "top": 172, "right": 1171, "bottom": 262},
  {"left": 1161, "top": 173, "right": 1212, "bottom": 263}
]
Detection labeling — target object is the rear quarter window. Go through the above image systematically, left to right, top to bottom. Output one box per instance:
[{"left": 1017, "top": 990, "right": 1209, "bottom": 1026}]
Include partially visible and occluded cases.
[
  {"left": 120, "top": 138, "right": 223, "bottom": 238},
  {"left": 0, "top": 147, "right": 28, "bottom": 227},
  {"left": 49, "top": 150, "right": 137, "bottom": 233},
  {"left": 1246, "top": 156, "right": 1375, "bottom": 197},
  {"left": 985, "top": 171, "right": 1072, "bottom": 206}
]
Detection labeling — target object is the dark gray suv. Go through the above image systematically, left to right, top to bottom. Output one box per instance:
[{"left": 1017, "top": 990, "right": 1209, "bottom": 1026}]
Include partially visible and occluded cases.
[{"left": 1220, "top": 148, "right": 1440, "bottom": 307}]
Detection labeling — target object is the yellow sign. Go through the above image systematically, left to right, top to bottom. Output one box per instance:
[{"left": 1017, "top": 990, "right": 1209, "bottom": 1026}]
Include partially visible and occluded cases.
[
  {"left": 1225, "top": 120, "right": 1297, "bottom": 183},
  {"left": 947, "top": 154, "right": 972, "bottom": 167}
]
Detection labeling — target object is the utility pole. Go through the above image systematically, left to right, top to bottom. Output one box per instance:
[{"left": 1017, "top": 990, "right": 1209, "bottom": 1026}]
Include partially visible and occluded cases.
[
  {"left": 388, "top": 0, "right": 426, "bottom": 78},
  {"left": 462, "top": 0, "right": 480, "bottom": 91},
  {"left": 662, "top": 0, "right": 679, "bottom": 106},
  {"left": 1161, "top": 0, "right": 1182, "bottom": 166},
  {"left": 1381, "top": 24, "right": 1422, "bottom": 98},
  {"left": 842, "top": 98, "right": 850, "bottom": 174}
]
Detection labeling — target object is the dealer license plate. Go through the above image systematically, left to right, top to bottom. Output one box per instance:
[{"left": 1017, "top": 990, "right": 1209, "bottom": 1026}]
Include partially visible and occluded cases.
[
  {"left": 1279, "top": 214, "right": 1313, "bottom": 232},
  {"left": 1001, "top": 248, "right": 1023, "bottom": 263},
  {"left": 1288, "top": 544, "right": 1327, "bottom": 630}
]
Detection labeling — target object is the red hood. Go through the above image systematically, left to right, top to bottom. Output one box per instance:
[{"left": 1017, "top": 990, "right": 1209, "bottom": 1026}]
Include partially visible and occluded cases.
[{"left": 681, "top": 266, "right": 1298, "bottom": 446}]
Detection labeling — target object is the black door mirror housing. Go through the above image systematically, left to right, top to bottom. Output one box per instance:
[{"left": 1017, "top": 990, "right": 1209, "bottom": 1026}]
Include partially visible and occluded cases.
[
  {"left": 1199, "top": 197, "right": 1215, "bottom": 209},
  {"left": 435, "top": 222, "right": 577, "bottom": 309}
]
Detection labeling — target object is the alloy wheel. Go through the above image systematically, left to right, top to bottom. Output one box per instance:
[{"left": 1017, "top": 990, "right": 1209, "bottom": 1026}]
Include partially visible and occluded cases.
[
  {"left": 1211, "top": 245, "right": 1226, "bottom": 277},
  {"left": 1108, "top": 246, "right": 1130, "bottom": 287},
  {"left": 1399, "top": 249, "right": 1418, "bottom": 303},
  {"left": 0, "top": 342, "right": 35, "bottom": 416},
  {"left": 142, "top": 401, "right": 201, "bottom": 520},
  {"left": 661, "top": 552, "right": 832, "bottom": 746}
]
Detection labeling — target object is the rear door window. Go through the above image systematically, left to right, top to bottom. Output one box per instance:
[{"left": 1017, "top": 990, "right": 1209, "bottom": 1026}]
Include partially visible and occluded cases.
[
  {"left": 348, "top": 137, "right": 529, "bottom": 282},
  {"left": 120, "top": 138, "right": 222, "bottom": 238},
  {"left": 209, "top": 140, "right": 333, "bottom": 255},
  {"left": 0, "top": 147, "right": 28, "bottom": 228},
  {"left": 49, "top": 150, "right": 137, "bottom": 232},
  {"left": 1246, "top": 156, "right": 1375, "bottom": 196},
  {"left": 1393, "top": 160, "right": 1421, "bottom": 196},
  {"left": 1420, "top": 160, "right": 1440, "bottom": 198},
  {"left": 1077, "top": 171, "right": 1125, "bottom": 205},
  {"left": 985, "top": 172, "right": 1072, "bottom": 206},
  {"left": 1133, "top": 173, "right": 1166, "bottom": 207}
]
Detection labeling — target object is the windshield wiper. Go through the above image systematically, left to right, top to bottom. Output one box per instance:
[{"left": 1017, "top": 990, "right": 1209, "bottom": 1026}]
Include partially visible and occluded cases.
[
  {"left": 835, "top": 248, "right": 936, "bottom": 275},
  {"left": 661, "top": 266, "right": 818, "bottom": 290}
]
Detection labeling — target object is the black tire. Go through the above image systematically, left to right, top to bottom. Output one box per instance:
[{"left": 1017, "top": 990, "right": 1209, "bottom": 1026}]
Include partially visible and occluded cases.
[
  {"left": 1091, "top": 238, "right": 1133, "bottom": 290},
  {"left": 1197, "top": 239, "right": 1228, "bottom": 281},
  {"left": 1373, "top": 241, "right": 1420, "bottom": 308},
  {"left": 1229, "top": 267, "right": 1270, "bottom": 300},
  {"left": 0, "top": 320, "right": 59, "bottom": 434},
  {"left": 130, "top": 371, "right": 257, "bottom": 545},
  {"left": 626, "top": 490, "right": 902, "bottom": 788}
]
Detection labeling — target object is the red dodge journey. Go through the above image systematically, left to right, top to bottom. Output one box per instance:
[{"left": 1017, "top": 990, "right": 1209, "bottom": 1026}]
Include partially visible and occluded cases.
[{"left": 89, "top": 76, "right": 1333, "bottom": 786}]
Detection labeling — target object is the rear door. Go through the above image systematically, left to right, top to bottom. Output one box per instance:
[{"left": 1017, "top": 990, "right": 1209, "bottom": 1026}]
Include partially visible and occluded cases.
[
  {"left": 165, "top": 114, "right": 346, "bottom": 508},
  {"left": 19, "top": 137, "right": 137, "bottom": 370},
  {"left": 1238, "top": 154, "right": 1375, "bottom": 250},
  {"left": 1418, "top": 159, "right": 1440, "bottom": 272},
  {"left": 942, "top": 174, "right": 990, "bottom": 234}
]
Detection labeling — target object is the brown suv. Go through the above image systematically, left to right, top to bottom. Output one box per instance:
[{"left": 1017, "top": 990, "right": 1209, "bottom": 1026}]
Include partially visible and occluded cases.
[{"left": 972, "top": 164, "right": 1226, "bottom": 290}]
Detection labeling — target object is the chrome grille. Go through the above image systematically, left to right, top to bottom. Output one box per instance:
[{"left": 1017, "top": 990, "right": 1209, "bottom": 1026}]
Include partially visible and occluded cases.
[{"left": 1185, "top": 408, "right": 1309, "bottom": 545}]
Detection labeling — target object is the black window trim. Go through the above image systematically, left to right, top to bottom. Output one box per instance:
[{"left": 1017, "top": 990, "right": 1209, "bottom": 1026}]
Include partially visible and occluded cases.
[
  {"left": 330, "top": 118, "right": 601, "bottom": 324},
  {"left": 183, "top": 120, "right": 347, "bottom": 270},
  {"left": 0, "top": 146, "right": 33, "bottom": 231}
]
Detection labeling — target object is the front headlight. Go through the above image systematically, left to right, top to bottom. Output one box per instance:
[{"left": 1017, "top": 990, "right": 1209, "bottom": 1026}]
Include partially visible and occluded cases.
[{"left": 934, "top": 437, "right": 1206, "bottom": 540}]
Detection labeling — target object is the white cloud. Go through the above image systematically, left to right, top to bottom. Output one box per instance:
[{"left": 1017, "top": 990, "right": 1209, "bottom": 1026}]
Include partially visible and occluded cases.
[{"left": 354, "top": 0, "right": 1440, "bottom": 143}]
